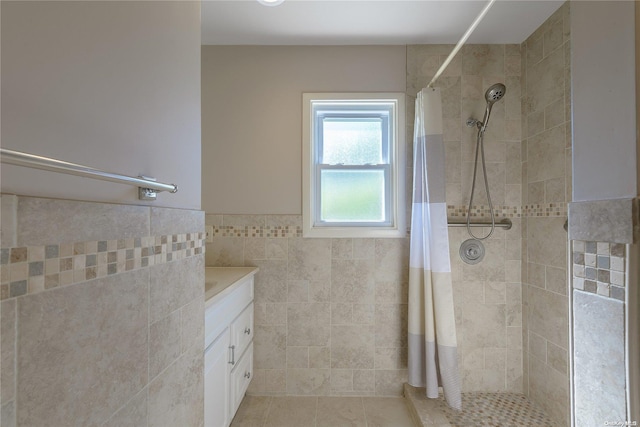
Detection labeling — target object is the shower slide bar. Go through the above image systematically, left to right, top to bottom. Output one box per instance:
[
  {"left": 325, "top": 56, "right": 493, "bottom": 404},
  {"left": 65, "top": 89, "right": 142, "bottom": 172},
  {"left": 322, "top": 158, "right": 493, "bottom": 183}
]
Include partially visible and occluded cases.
[
  {"left": 0, "top": 148, "right": 178, "bottom": 201},
  {"left": 448, "top": 218, "right": 512, "bottom": 230}
]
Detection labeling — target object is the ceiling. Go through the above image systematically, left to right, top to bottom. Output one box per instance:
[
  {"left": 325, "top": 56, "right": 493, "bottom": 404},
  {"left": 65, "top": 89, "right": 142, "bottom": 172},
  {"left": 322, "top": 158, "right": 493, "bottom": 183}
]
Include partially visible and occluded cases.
[{"left": 201, "top": 0, "right": 565, "bottom": 46}]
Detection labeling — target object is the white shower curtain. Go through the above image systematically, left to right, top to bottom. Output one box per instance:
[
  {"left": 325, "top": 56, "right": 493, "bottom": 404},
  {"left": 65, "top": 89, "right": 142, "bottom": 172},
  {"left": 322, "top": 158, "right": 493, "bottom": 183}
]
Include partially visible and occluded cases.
[{"left": 408, "top": 87, "right": 461, "bottom": 410}]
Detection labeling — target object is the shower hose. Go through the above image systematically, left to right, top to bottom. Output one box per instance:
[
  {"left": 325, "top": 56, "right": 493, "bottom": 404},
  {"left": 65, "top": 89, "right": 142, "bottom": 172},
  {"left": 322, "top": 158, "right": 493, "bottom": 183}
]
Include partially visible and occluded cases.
[{"left": 466, "top": 128, "right": 496, "bottom": 240}]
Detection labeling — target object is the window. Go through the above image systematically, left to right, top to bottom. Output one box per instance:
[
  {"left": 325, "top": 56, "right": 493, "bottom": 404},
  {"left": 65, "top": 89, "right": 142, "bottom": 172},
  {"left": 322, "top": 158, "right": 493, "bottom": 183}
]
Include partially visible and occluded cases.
[{"left": 302, "top": 93, "right": 406, "bottom": 238}]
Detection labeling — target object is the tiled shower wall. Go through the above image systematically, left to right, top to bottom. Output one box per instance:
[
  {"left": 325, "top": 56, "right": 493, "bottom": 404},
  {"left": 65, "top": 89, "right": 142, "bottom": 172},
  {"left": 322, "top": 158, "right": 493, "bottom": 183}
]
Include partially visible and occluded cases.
[
  {"left": 521, "top": 3, "right": 571, "bottom": 425},
  {"left": 206, "top": 42, "right": 525, "bottom": 396},
  {"left": 407, "top": 44, "right": 524, "bottom": 393},
  {"left": 0, "top": 195, "right": 205, "bottom": 426},
  {"left": 206, "top": 214, "right": 410, "bottom": 396}
]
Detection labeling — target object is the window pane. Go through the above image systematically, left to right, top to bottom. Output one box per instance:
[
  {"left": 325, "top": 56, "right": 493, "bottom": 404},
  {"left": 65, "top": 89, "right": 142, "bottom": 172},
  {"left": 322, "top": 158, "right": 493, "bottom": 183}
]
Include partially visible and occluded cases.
[
  {"left": 322, "top": 119, "right": 382, "bottom": 165},
  {"left": 320, "top": 169, "right": 385, "bottom": 222}
]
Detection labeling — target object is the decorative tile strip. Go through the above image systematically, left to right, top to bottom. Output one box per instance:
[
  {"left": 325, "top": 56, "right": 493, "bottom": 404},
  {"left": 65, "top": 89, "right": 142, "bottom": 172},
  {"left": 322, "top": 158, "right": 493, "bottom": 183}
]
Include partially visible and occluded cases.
[
  {"left": 446, "top": 203, "right": 567, "bottom": 219},
  {"left": 522, "top": 203, "right": 568, "bottom": 217},
  {"left": 207, "top": 204, "right": 569, "bottom": 239},
  {"left": 447, "top": 205, "right": 522, "bottom": 218},
  {"left": 212, "top": 225, "right": 302, "bottom": 238},
  {"left": 0, "top": 232, "right": 206, "bottom": 301},
  {"left": 572, "top": 240, "right": 626, "bottom": 301}
]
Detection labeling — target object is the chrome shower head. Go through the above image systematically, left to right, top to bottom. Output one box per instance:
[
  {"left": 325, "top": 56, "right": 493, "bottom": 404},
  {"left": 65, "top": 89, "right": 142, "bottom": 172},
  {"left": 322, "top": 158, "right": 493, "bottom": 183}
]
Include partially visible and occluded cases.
[
  {"left": 480, "top": 83, "right": 506, "bottom": 132},
  {"left": 485, "top": 83, "right": 506, "bottom": 104}
]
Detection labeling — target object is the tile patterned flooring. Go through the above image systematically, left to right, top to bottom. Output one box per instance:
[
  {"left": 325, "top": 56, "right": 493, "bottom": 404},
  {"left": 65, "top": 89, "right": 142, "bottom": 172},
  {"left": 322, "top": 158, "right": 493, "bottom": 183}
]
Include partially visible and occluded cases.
[
  {"left": 404, "top": 385, "right": 557, "bottom": 427},
  {"left": 232, "top": 387, "right": 557, "bottom": 427},
  {"left": 440, "top": 393, "right": 557, "bottom": 427},
  {"left": 230, "top": 395, "right": 417, "bottom": 427}
]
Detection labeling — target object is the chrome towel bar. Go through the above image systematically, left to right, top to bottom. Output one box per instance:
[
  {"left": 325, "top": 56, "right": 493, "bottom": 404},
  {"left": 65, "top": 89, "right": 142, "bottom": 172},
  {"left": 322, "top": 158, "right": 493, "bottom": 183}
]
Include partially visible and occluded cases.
[
  {"left": 0, "top": 148, "right": 177, "bottom": 201},
  {"left": 448, "top": 218, "right": 512, "bottom": 230}
]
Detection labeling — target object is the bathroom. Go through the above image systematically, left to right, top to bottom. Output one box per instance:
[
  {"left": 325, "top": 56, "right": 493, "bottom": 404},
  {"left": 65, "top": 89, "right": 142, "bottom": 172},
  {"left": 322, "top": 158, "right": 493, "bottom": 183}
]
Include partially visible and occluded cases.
[{"left": 0, "top": 1, "right": 638, "bottom": 427}]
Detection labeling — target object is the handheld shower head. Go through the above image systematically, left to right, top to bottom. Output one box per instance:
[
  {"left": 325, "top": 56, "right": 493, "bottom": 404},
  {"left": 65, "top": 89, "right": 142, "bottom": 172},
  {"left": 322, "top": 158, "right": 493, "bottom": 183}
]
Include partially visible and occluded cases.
[
  {"left": 465, "top": 83, "right": 507, "bottom": 241},
  {"left": 480, "top": 83, "right": 506, "bottom": 132},
  {"left": 485, "top": 83, "right": 506, "bottom": 104}
]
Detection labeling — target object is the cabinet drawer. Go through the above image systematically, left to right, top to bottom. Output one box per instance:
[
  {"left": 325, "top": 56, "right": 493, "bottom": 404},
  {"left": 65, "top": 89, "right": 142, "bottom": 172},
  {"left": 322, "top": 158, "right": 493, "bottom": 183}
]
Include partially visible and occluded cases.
[
  {"left": 205, "top": 276, "right": 254, "bottom": 350},
  {"left": 230, "top": 303, "right": 253, "bottom": 357},
  {"left": 229, "top": 343, "right": 253, "bottom": 417}
]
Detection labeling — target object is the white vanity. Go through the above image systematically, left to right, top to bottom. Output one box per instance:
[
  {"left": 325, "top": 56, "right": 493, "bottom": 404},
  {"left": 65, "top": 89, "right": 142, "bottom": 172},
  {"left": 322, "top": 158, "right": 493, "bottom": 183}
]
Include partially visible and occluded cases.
[{"left": 204, "top": 267, "right": 258, "bottom": 427}]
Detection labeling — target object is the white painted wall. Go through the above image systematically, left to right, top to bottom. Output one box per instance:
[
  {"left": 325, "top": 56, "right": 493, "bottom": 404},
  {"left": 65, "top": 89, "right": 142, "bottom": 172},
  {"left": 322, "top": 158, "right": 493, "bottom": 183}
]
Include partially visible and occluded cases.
[
  {"left": 1, "top": 1, "right": 201, "bottom": 209},
  {"left": 571, "top": 1, "right": 636, "bottom": 202},
  {"left": 201, "top": 45, "right": 406, "bottom": 214}
]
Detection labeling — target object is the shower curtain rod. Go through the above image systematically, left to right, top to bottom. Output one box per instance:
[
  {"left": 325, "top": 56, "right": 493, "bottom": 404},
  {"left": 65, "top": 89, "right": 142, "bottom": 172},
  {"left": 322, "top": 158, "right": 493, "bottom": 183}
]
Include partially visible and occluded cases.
[
  {"left": 427, "top": 0, "right": 496, "bottom": 88},
  {"left": 0, "top": 148, "right": 178, "bottom": 201}
]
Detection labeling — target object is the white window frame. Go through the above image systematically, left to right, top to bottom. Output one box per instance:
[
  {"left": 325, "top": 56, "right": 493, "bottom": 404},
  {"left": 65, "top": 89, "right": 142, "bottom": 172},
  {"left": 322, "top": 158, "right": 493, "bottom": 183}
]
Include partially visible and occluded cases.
[{"left": 302, "top": 92, "right": 406, "bottom": 238}]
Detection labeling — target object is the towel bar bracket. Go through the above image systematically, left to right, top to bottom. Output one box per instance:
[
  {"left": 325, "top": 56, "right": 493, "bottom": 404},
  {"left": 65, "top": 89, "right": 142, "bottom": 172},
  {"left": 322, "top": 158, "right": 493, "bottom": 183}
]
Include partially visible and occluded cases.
[{"left": 139, "top": 188, "right": 158, "bottom": 201}]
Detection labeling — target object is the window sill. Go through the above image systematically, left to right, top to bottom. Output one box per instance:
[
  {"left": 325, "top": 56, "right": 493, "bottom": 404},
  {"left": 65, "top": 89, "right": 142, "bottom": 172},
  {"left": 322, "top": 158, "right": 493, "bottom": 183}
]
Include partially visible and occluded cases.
[{"left": 302, "top": 224, "right": 406, "bottom": 239}]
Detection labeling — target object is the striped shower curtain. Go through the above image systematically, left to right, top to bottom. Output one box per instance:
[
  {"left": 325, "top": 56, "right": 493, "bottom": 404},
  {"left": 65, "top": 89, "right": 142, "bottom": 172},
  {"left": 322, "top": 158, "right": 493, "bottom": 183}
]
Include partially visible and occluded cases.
[{"left": 408, "top": 87, "right": 461, "bottom": 410}]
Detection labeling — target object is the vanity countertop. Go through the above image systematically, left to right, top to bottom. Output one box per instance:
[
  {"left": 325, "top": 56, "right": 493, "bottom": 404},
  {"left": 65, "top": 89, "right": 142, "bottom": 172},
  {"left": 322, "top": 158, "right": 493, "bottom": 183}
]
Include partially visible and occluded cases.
[{"left": 205, "top": 267, "right": 258, "bottom": 307}]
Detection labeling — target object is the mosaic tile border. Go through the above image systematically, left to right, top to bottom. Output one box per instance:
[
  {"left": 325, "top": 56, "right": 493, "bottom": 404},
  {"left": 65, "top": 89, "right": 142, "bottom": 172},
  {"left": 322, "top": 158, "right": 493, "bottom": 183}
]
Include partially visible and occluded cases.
[
  {"left": 522, "top": 203, "right": 568, "bottom": 217},
  {"left": 208, "top": 204, "right": 568, "bottom": 238},
  {"left": 448, "top": 204, "right": 567, "bottom": 218},
  {"left": 447, "top": 205, "right": 522, "bottom": 218},
  {"left": 212, "top": 225, "right": 302, "bottom": 239},
  {"left": 0, "top": 232, "right": 206, "bottom": 301},
  {"left": 572, "top": 240, "right": 626, "bottom": 301}
]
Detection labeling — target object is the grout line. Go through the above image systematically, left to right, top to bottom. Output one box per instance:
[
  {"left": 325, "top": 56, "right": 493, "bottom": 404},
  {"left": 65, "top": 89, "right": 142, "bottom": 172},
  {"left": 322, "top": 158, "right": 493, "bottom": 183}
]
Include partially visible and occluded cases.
[
  {"left": 146, "top": 386, "right": 150, "bottom": 427},
  {"left": 261, "top": 396, "right": 273, "bottom": 427},
  {"left": 314, "top": 396, "right": 318, "bottom": 427},
  {"left": 362, "top": 396, "right": 369, "bottom": 427}
]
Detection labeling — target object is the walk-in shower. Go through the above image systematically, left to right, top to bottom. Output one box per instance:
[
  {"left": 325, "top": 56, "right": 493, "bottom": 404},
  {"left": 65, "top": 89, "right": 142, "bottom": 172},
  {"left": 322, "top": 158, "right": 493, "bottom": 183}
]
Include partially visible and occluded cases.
[{"left": 460, "top": 83, "right": 506, "bottom": 264}]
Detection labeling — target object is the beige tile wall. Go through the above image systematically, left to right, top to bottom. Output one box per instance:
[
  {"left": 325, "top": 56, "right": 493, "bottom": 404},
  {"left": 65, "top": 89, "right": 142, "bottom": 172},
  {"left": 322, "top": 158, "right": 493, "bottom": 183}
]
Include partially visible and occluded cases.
[
  {"left": 521, "top": 3, "right": 571, "bottom": 426},
  {"left": 206, "top": 7, "right": 575, "bottom": 401},
  {"left": 206, "top": 42, "right": 525, "bottom": 396},
  {"left": 407, "top": 44, "right": 523, "bottom": 393},
  {"left": 0, "top": 196, "right": 205, "bottom": 427},
  {"left": 206, "top": 214, "right": 409, "bottom": 396}
]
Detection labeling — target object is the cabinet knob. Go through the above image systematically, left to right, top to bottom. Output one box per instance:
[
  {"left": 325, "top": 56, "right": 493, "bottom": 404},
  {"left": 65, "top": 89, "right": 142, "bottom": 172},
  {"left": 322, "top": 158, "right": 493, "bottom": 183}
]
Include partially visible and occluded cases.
[
  {"left": 244, "top": 327, "right": 251, "bottom": 335},
  {"left": 244, "top": 372, "right": 251, "bottom": 379}
]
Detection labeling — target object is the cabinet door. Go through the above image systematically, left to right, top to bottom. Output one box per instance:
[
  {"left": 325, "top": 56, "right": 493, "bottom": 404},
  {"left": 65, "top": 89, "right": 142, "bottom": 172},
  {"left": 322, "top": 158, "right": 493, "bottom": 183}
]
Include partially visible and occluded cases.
[
  {"left": 204, "top": 328, "right": 230, "bottom": 427},
  {"left": 229, "top": 343, "right": 253, "bottom": 417}
]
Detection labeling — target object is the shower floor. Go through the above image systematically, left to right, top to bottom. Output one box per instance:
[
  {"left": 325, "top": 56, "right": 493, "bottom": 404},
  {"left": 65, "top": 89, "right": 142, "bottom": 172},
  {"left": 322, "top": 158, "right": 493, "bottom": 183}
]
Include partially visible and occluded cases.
[{"left": 404, "top": 384, "right": 556, "bottom": 427}]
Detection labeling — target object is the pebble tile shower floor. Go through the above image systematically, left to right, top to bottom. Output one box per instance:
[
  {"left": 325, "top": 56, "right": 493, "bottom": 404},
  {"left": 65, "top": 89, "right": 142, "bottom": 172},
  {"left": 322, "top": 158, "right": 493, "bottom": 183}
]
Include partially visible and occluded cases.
[{"left": 405, "top": 384, "right": 557, "bottom": 427}]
